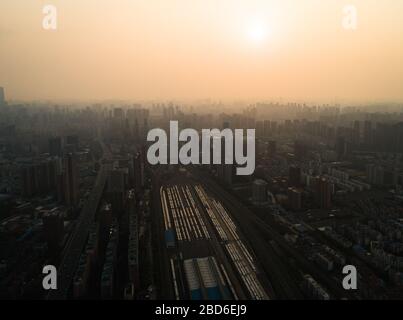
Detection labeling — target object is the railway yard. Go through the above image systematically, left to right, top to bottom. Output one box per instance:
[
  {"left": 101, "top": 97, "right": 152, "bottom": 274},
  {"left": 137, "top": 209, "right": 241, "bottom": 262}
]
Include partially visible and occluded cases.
[{"left": 157, "top": 182, "right": 271, "bottom": 300}]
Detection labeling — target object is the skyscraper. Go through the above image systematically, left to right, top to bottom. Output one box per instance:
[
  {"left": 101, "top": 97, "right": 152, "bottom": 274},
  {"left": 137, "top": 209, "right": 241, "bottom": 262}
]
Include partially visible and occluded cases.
[
  {"left": 0, "top": 87, "right": 5, "bottom": 105},
  {"left": 353, "top": 120, "right": 361, "bottom": 145},
  {"left": 363, "top": 121, "right": 373, "bottom": 147},
  {"left": 216, "top": 134, "right": 234, "bottom": 186},
  {"left": 66, "top": 135, "right": 79, "bottom": 150},
  {"left": 49, "top": 137, "right": 62, "bottom": 156},
  {"left": 336, "top": 137, "right": 347, "bottom": 160},
  {"left": 268, "top": 140, "right": 277, "bottom": 156},
  {"left": 294, "top": 140, "right": 307, "bottom": 159},
  {"left": 133, "top": 152, "right": 144, "bottom": 192},
  {"left": 63, "top": 153, "right": 79, "bottom": 206},
  {"left": 21, "top": 165, "right": 36, "bottom": 197},
  {"left": 289, "top": 166, "right": 301, "bottom": 187},
  {"left": 108, "top": 169, "right": 126, "bottom": 216},
  {"left": 317, "top": 177, "right": 332, "bottom": 209},
  {"left": 252, "top": 179, "right": 268, "bottom": 203},
  {"left": 287, "top": 187, "right": 302, "bottom": 211},
  {"left": 42, "top": 209, "right": 65, "bottom": 255}
]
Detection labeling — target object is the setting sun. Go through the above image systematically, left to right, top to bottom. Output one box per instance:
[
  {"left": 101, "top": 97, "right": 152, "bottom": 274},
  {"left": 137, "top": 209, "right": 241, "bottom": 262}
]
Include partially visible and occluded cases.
[{"left": 246, "top": 17, "right": 271, "bottom": 46}]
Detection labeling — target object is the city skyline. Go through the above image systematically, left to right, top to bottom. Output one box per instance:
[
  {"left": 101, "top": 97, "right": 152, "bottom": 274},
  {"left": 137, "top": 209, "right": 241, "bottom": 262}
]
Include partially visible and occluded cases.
[{"left": 2, "top": 1, "right": 403, "bottom": 305}]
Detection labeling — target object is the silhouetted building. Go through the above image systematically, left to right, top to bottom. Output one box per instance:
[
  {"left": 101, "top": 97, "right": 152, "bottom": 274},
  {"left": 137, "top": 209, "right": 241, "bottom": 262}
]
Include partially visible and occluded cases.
[
  {"left": 0, "top": 87, "right": 5, "bottom": 105},
  {"left": 113, "top": 108, "right": 124, "bottom": 119},
  {"left": 263, "top": 120, "right": 270, "bottom": 137},
  {"left": 353, "top": 120, "right": 360, "bottom": 145},
  {"left": 271, "top": 121, "right": 278, "bottom": 134},
  {"left": 363, "top": 121, "right": 373, "bottom": 147},
  {"left": 66, "top": 135, "right": 79, "bottom": 152},
  {"left": 217, "top": 135, "right": 234, "bottom": 186},
  {"left": 49, "top": 137, "right": 62, "bottom": 157},
  {"left": 336, "top": 137, "right": 347, "bottom": 160},
  {"left": 268, "top": 140, "right": 276, "bottom": 156},
  {"left": 294, "top": 140, "right": 307, "bottom": 158},
  {"left": 133, "top": 152, "right": 144, "bottom": 192},
  {"left": 62, "top": 153, "right": 79, "bottom": 206},
  {"left": 21, "top": 158, "right": 60, "bottom": 197},
  {"left": 37, "top": 160, "right": 58, "bottom": 193},
  {"left": 218, "top": 164, "right": 233, "bottom": 186},
  {"left": 366, "top": 164, "right": 398, "bottom": 186},
  {"left": 21, "top": 165, "right": 36, "bottom": 197},
  {"left": 289, "top": 166, "right": 301, "bottom": 187},
  {"left": 108, "top": 169, "right": 126, "bottom": 215},
  {"left": 317, "top": 177, "right": 332, "bottom": 209},
  {"left": 252, "top": 179, "right": 268, "bottom": 203},
  {"left": 287, "top": 187, "right": 302, "bottom": 211},
  {"left": 42, "top": 209, "right": 64, "bottom": 255}
]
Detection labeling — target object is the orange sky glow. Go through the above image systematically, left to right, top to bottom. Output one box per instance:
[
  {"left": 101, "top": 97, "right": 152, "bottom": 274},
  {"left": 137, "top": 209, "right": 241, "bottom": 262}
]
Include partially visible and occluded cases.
[{"left": 1, "top": 0, "right": 402, "bottom": 103}]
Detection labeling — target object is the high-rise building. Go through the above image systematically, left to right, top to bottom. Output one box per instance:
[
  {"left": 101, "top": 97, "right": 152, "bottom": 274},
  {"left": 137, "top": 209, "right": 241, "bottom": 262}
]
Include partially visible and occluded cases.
[
  {"left": 0, "top": 87, "right": 5, "bottom": 105},
  {"left": 113, "top": 108, "right": 124, "bottom": 119},
  {"left": 263, "top": 120, "right": 270, "bottom": 137},
  {"left": 353, "top": 120, "right": 361, "bottom": 145},
  {"left": 256, "top": 121, "right": 264, "bottom": 138},
  {"left": 271, "top": 121, "right": 278, "bottom": 134},
  {"left": 363, "top": 121, "right": 373, "bottom": 147},
  {"left": 66, "top": 135, "right": 79, "bottom": 151},
  {"left": 217, "top": 135, "right": 234, "bottom": 186},
  {"left": 49, "top": 137, "right": 62, "bottom": 157},
  {"left": 335, "top": 137, "right": 347, "bottom": 160},
  {"left": 268, "top": 140, "right": 276, "bottom": 156},
  {"left": 294, "top": 140, "right": 307, "bottom": 158},
  {"left": 133, "top": 152, "right": 144, "bottom": 192},
  {"left": 63, "top": 153, "right": 79, "bottom": 206},
  {"left": 49, "top": 157, "right": 62, "bottom": 189},
  {"left": 21, "top": 158, "right": 60, "bottom": 197},
  {"left": 36, "top": 161, "right": 52, "bottom": 194},
  {"left": 218, "top": 164, "right": 233, "bottom": 186},
  {"left": 21, "top": 165, "right": 36, "bottom": 197},
  {"left": 289, "top": 166, "right": 301, "bottom": 187},
  {"left": 108, "top": 169, "right": 126, "bottom": 215},
  {"left": 317, "top": 177, "right": 332, "bottom": 209},
  {"left": 252, "top": 179, "right": 268, "bottom": 203},
  {"left": 287, "top": 187, "right": 302, "bottom": 211},
  {"left": 43, "top": 209, "right": 64, "bottom": 255}
]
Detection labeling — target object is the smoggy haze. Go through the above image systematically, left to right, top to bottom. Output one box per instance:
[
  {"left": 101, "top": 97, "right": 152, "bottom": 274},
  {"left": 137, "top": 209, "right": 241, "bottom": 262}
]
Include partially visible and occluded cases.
[{"left": 1, "top": 0, "right": 402, "bottom": 103}]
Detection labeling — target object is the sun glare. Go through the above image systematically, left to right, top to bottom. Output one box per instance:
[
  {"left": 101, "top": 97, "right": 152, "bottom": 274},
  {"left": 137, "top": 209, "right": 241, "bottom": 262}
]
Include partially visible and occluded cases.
[{"left": 246, "top": 18, "right": 270, "bottom": 46}]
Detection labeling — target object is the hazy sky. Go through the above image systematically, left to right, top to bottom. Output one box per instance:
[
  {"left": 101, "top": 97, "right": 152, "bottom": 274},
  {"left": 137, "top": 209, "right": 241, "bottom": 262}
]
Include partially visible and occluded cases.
[{"left": 1, "top": 0, "right": 402, "bottom": 103}]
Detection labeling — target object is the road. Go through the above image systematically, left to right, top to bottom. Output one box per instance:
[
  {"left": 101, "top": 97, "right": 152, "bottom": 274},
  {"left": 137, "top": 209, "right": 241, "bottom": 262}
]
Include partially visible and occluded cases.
[{"left": 47, "top": 139, "right": 111, "bottom": 300}]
